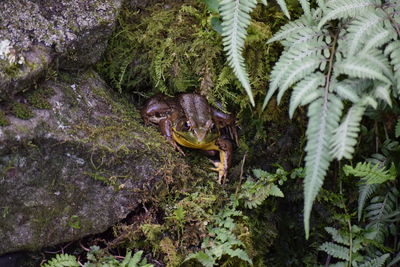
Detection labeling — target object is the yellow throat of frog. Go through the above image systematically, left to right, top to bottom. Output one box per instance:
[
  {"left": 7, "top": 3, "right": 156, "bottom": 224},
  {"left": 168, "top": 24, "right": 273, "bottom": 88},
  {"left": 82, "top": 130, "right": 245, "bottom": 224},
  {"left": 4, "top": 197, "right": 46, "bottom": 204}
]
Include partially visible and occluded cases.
[{"left": 172, "top": 129, "right": 220, "bottom": 151}]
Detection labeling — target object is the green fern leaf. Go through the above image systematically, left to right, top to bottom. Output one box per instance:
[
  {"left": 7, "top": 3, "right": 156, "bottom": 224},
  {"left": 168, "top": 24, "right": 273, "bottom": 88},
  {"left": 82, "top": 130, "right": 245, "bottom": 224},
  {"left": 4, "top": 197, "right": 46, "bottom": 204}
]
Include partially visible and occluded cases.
[
  {"left": 219, "top": 0, "right": 257, "bottom": 106},
  {"left": 258, "top": 0, "right": 267, "bottom": 5},
  {"left": 276, "top": 0, "right": 290, "bottom": 19},
  {"left": 298, "top": 0, "right": 311, "bottom": 21},
  {"left": 318, "top": 0, "right": 377, "bottom": 29},
  {"left": 346, "top": 13, "right": 384, "bottom": 56},
  {"left": 267, "top": 16, "right": 310, "bottom": 44},
  {"left": 361, "top": 27, "right": 395, "bottom": 53},
  {"left": 385, "top": 40, "right": 400, "bottom": 91},
  {"left": 358, "top": 50, "right": 394, "bottom": 84},
  {"left": 278, "top": 56, "right": 322, "bottom": 103},
  {"left": 334, "top": 57, "right": 391, "bottom": 84},
  {"left": 289, "top": 73, "right": 324, "bottom": 118},
  {"left": 332, "top": 80, "right": 363, "bottom": 103},
  {"left": 374, "top": 81, "right": 392, "bottom": 106},
  {"left": 304, "top": 95, "right": 343, "bottom": 238},
  {"left": 330, "top": 103, "right": 365, "bottom": 160},
  {"left": 343, "top": 162, "right": 395, "bottom": 184},
  {"left": 357, "top": 182, "right": 379, "bottom": 221},
  {"left": 325, "top": 227, "right": 350, "bottom": 246},
  {"left": 319, "top": 242, "right": 350, "bottom": 260},
  {"left": 42, "top": 254, "right": 80, "bottom": 267},
  {"left": 359, "top": 254, "right": 390, "bottom": 267}
]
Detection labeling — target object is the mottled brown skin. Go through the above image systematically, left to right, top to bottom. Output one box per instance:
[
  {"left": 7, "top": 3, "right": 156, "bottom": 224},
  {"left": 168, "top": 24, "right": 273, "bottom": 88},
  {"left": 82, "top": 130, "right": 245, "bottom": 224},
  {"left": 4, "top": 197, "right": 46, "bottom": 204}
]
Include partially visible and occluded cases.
[{"left": 141, "top": 93, "right": 237, "bottom": 184}]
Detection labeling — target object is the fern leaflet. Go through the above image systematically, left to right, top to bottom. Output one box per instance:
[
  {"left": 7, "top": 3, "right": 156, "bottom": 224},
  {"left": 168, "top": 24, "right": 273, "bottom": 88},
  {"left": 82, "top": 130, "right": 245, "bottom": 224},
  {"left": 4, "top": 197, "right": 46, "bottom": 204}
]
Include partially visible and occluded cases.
[
  {"left": 219, "top": 0, "right": 257, "bottom": 105},
  {"left": 318, "top": 0, "right": 377, "bottom": 29},
  {"left": 304, "top": 95, "right": 343, "bottom": 237},
  {"left": 330, "top": 103, "right": 365, "bottom": 160}
]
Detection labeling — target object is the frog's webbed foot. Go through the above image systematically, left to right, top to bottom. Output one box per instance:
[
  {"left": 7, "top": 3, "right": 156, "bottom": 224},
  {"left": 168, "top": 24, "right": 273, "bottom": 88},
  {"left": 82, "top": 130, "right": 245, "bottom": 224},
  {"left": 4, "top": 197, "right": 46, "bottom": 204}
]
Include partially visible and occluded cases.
[
  {"left": 167, "top": 137, "right": 185, "bottom": 156},
  {"left": 210, "top": 138, "right": 232, "bottom": 184},
  {"left": 210, "top": 159, "right": 227, "bottom": 184}
]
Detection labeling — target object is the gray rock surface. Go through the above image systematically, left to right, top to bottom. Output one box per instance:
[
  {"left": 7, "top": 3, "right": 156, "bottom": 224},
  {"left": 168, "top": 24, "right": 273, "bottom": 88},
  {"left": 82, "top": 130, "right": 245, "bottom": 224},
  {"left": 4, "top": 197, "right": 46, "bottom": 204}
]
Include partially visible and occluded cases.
[
  {"left": 0, "top": 0, "right": 122, "bottom": 97},
  {"left": 0, "top": 71, "right": 187, "bottom": 254}
]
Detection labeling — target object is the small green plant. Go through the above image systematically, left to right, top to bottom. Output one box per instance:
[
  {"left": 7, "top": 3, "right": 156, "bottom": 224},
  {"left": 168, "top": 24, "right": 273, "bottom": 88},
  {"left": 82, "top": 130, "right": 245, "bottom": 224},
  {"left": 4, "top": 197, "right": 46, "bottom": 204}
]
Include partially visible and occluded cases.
[
  {"left": 319, "top": 155, "right": 400, "bottom": 266},
  {"left": 185, "top": 167, "right": 287, "bottom": 266},
  {"left": 41, "top": 247, "right": 153, "bottom": 267},
  {"left": 41, "top": 254, "right": 80, "bottom": 267}
]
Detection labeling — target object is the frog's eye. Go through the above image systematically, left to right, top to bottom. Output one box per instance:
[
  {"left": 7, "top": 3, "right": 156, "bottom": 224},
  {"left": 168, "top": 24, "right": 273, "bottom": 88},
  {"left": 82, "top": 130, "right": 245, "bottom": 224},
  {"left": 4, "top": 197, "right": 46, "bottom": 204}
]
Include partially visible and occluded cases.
[
  {"left": 182, "top": 121, "right": 190, "bottom": 131},
  {"left": 210, "top": 123, "right": 217, "bottom": 133}
]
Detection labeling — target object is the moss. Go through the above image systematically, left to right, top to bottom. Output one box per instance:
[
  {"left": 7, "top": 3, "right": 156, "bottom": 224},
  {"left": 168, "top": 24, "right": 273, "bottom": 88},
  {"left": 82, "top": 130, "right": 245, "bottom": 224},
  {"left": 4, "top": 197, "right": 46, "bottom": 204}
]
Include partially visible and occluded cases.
[
  {"left": 26, "top": 87, "right": 55, "bottom": 109},
  {"left": 11, "top": 102, "right": 34, "bottom": 120},
  {"left": 0, "top": 111, "right": 10, "bottom": 126}
]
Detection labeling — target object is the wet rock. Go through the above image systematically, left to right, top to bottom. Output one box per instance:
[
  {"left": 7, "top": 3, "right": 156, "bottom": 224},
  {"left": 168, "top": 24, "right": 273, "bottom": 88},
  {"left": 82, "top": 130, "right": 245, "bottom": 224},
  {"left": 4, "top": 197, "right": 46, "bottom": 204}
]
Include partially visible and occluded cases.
[
  {"left": 0, "top": 0, "right": 122, "bottom": 97},
  {"left": 0, "top": 71, "right": 188, "bottom": 254}
]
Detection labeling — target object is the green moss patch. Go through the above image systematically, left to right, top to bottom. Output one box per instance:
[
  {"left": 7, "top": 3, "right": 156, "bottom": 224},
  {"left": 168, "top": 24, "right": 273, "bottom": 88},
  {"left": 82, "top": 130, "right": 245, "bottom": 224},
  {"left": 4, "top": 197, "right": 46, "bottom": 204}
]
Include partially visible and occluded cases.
[
  {"left": 26, "top": 87, "right": 55, "bottom": 109},
  {"left": 11, "top": 102, "right": 33, "bottom": 120},
  {"left": 0, "top": 111, "right": 10, "bottom": 126}
]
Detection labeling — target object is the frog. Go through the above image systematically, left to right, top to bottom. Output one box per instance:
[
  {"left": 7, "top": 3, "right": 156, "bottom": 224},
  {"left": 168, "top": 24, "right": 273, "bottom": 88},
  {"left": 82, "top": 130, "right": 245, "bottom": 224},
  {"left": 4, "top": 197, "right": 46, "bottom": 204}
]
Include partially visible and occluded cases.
[{"left": 141, "top": 93, "right": 237, "bottom": 184}]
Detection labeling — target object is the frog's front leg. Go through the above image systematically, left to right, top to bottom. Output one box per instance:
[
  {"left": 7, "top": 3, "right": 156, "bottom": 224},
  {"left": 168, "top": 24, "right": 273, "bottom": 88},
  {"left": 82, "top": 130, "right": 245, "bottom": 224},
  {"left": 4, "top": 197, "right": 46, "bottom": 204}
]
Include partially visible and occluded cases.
[
  {"left": 159, "top": 118, "right": 185, "bottom": 156},
  {"left": 210, "top": 137, "right": 232, "bottom": 184}
]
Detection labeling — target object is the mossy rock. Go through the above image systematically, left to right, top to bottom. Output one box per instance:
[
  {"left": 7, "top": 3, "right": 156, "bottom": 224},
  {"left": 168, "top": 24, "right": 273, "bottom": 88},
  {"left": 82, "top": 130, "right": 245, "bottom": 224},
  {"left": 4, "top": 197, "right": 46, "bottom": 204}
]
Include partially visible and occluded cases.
[{"left": 0, "top": 70, "right": 194, "bottom": 255}]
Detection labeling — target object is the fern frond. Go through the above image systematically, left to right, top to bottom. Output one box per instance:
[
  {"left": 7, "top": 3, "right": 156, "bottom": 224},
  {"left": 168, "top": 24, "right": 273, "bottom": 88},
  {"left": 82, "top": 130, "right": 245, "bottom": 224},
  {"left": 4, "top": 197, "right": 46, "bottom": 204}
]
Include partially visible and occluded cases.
[
  {"left": 219, "top": 0, "right": 257, "bottom": 106},
  {"left": 276, "top": 0, "right": 290, "bottom": 18},
  {"left": 298, "top": 0, "right": 312, "bottom": 21},
  {"left": 318, "top": 0, "right": 377, "bottom": 29},
  {"left": 346, "top": 14, "right": 384, "bottom": 56},
  {"left": 267, "top": 16, "right": 310, "bottom": 44},
  {"left": 361, "top": 27, "right": 395, "bottom": 53},
  {"left": 385, "top": 40, "right": 400, "bottom": 91},
  {"left": 358, "top": 50, "right": 394, "bottom": 84},
  {"left": 264, "top": 54, "right": 322, "bottom": 109},
  {"left": 278, "top": 56, "right": 322, "bottom": 103},
  {"left": 334, "top": 57, "right": 391, "bottom": 84},
  {"left": 289, "top": 73, "right": 324, "bottom": 118},
  {"left": 332, "top": 80, "right": 362, "bottom": 102},
  {"left": 374, "top": 81, "right": 392, "bottom": 106},
  {"left": 304, "top": 95, "right": 343, "bottom": 237},
  {"left": 330, "top": 103, "right": 365, "bottom": 160},
  {"left": 343, "top": 162, "right": 396, "bottom": 184},
  {"left": 358, "top": 182, "right": 379, "bottom": 221},
  {"left": 325, "top": 227, "right": 350, "bottom": 245},
  {"left": 319, "top": 242, "right": 350, "bottom": 260},
  {"left": 42, "top": 254, "right": 79, "bottom": 267},
  {"left": 359, "top": 254, "right": 390, "bottom": 267}
]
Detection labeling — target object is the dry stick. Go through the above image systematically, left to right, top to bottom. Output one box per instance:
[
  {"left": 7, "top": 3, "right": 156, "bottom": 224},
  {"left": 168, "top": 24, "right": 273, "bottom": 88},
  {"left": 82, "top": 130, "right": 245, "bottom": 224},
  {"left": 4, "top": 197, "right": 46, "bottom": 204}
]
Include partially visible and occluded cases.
[{"left": 235, "top": 153, "right": 247, "bottom": 198}]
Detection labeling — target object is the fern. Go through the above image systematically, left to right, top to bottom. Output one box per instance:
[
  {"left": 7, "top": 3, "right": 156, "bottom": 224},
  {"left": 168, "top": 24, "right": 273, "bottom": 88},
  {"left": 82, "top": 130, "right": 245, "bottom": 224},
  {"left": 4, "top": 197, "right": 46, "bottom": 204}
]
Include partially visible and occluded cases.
[
  {"left": 219, "top": 0, "right": 258, "bottom": 105},
  {"left": 260, "top": 0, "right": 400, "bottom": 237},
  {"left": 317, "top": 0, "right": 377, "bottom": 29},
  {"left": 289, "top": 73, "right": 324, "bottom": 118},
  {"left": 304, "top": 95, "right": 343, "bottom": 237},
  {"left": 330, "top": 103, "right": 365, "bottom": 160},
  {"left": 343, "top": 162, "right": 396, "bottom": 184},
  {"left": 319, "top": 242, "right": 350, "bottom": 260},
  {"left": 42, "top": 254, "right": 79, "bottom": 267},
  {"left": 358, "top": 254, "right": 390, "bottom": 267}
]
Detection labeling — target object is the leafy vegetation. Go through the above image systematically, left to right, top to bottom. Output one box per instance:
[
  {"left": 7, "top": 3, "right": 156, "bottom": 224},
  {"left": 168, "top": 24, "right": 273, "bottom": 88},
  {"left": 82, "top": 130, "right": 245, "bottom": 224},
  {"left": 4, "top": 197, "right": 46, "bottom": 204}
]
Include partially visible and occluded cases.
[
  {"left": 38, "top": 0, "right": 400, "bottom": 266},
  {"left": 218, "top": 0, "right": 400, "bottom": 237},
  {"left": 42, "top": 247, "right": 152, "bottom": 267}
]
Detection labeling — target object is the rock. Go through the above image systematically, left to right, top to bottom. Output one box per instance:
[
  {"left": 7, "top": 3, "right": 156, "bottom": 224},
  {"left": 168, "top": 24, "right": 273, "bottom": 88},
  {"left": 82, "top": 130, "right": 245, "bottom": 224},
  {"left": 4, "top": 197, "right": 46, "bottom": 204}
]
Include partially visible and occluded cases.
[
  {"left": 0, "top": 0, "right": 122, "bottom": 97},
  {"left": 0, "top": 71, "right": 188, "bottom": 254}
]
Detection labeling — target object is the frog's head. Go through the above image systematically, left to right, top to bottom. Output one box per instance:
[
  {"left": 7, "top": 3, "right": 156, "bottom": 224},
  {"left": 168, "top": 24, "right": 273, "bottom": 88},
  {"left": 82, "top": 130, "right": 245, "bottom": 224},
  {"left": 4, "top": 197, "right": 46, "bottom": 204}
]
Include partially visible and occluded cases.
[{"left": 173, "top": 118, "right": 219, "bottom": 148}]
